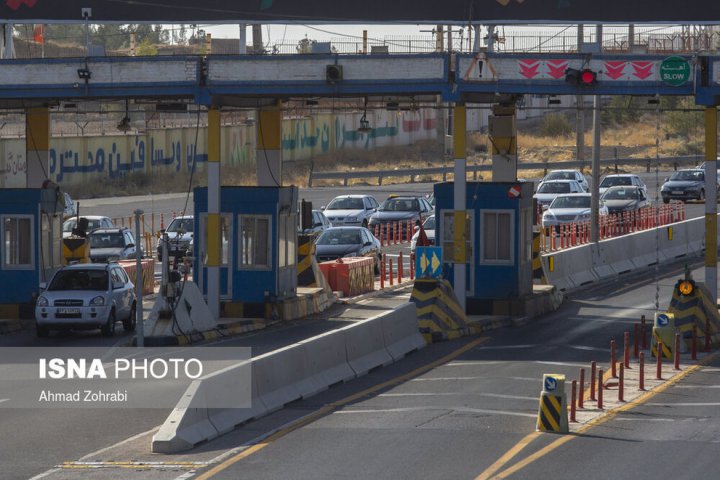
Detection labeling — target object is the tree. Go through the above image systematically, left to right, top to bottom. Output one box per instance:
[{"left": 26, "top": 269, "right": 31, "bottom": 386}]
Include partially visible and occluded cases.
[
  {"left": 136, "top": 37, "right": 158, "bottom": 56},
  {"left": 296, "top": 37, "right": 316, "bottom": 54}
]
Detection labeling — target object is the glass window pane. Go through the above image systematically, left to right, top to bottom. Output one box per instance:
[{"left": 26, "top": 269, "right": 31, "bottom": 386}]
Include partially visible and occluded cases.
[
  {"left": 483, "top": 213, "right": 496, "bottom": 261},
  {"left": 287, "top": 214, "right": 297, "bottom": 266},
  {"left": 498, "top": 214, "right": 511, "bottom": 260},
  {"left": 221, "top": 215, "right": 230, "bottom": 266},
  {"left": 279, "top": 216, "right": 287, "bottom": 267},
  {"left": 4, "top": 217, "right": 32, "bottom": 266},
  {"left": 240, "top": 217, "right": 255, "bottom": 266},
  {"left": 255, "top": 218, "right": 269, "bottom": 266}
]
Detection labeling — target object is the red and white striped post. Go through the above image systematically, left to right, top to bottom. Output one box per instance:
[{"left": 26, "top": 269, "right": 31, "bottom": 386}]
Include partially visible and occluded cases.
[
  {"left": 398, "top": 252, "right": 403, "bottom": 283},
  {"left": 380, "top": 256, "right": 385, "bottom": 289},
  {"left": 389, "top": 258, "right": 394, "bottom": 286},
  {"left": 624, "top": 331, "right": 631, "bottom": 369},
  {"left": 674, "top": 332, "right": 681, "bottom": 370},
  {"left": 611, "top": 339, "right": 617, "bottom": 378},
  {"left": 656, "top": 340, "right": 663, "bottom": 380},
  {"left": 590, "top": 361, "right": 597, "bottom": 401},
  {"left": 618, "top": 363, "right": 624, "bottom": 402},
  {"left": 578, "top": 368, "right": 585, "bottom": 409},
  {"left": 597, "top": 368, "right": 604, "bottom": 410},
  {"left": 570, "top": 380, "right": 577, "bottom": 422}
]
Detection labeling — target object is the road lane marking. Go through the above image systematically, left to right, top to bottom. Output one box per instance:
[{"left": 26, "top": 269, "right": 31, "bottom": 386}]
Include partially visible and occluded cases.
[
  {"left": 193, "top": 336, "right": 491, "bottom": 480},
  {"left": 485, "top": 351, "right": 720, "bottom": 479},
  {"left": 411, "top": 376, "right": 536, "bottom": 382},
  {"left": 674, "top": 385, "right": 720, "bottom": 389},
  {"left": 379, "top": 392, "right": 537, "bottom": 401},
  {"left": 0, "top": 398, "right": 9, "bottom": 404},
  {"left": 644, "top": 402, "right": 720, "bottom": 406},
  {"left": 335, "top": 406, "right": 536, "bottom": 418},
  {"left": 615, "top": 418, "right": 675, "bottom": 422},
  {"left": 78, "top": 426, "right": 159, "bottom": 461},
  {"left": 474, "top": 432, "right": 541, "bottom": 480},
  {"left": 60, "top": 461, "right": 207, "bottom": 470},
  {"left": 27, "top": 469, "right": 61, "bottom": 480}
]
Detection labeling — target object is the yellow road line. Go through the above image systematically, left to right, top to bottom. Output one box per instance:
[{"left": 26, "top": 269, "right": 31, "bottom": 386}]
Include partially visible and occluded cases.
[
  {"left": 195, "top": 336, "right": 490, "bottom": 480},
  {"left": 489, "top": 351, "right": 719, "bottom": 479},
  {"left": 474, "top": 432, "right": 541, "bottom": 480}
]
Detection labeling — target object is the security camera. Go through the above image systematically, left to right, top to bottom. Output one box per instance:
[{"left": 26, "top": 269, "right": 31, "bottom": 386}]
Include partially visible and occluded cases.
[{"left": 81, "top": 8, "right": 92, "bottom": 19}]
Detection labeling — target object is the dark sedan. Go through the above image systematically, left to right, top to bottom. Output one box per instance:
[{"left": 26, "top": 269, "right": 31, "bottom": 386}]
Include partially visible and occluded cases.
[
  {"left": 660, "top": 169, "right": 720, "bottom": 204},
  {"left": 601, "top": 186, "right": 649, "bottom": 214},
  {"left": 368, "top": 196, "right": 433, "bottom": 234},
  {"left": 314, "top": 227, "right": 382, "bottom": 273}
]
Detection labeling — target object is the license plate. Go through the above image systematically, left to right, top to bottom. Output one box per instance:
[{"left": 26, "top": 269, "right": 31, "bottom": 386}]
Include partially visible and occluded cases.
[
  {"left": 672, "top": 191, "right": 683, "bottom": 195},
  {"left": 57, "top": 308, "right": 80, "bottom": 314}
]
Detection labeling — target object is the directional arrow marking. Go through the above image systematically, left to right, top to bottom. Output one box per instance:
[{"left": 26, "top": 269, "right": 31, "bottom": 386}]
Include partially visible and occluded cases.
[
  {"left": 420, "top": 252, "right": 430, "bottom": 275},
  {"left": 431, "top": 252, "right": 441, "bottom": 273}
]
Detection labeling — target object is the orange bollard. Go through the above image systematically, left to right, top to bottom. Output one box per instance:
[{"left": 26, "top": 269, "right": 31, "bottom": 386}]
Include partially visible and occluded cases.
[
  {"left": 571, "top": 223, "right": 577, "bottom": 246},
  {"left": 398, "top": 252, "right": 403, "bottom": 283},
  {"left": 410, "top": 253, "right": 415, "bottom": 280},
  {"left": 380, "top": 256, "right": 385, "bottom": 289},
  {"left": 389, "top": 258, "right": 394, "bottom": 286},
  {"left": 624, "top": 331, "right": 631, "bottom": 369},
  {"left": 674, "top": 332, "right": 681, "bottom": 370},
  {"left": 611, "top": 339, "right": 617, "bottom": 378},
  {"left": 657, "top": 340, "right": 663, "bottom": 379},
  {"left": 639, "top": 352, "right": 645, "bottom": 390},
  {"left": 590, "top": 361, "right": 597, "bottom": 401},
  {"left": 618, "top": 363, "right": 624, "bottom": 402},
  {"left": 578, "top": 368, "right": 585, "bottom": 409},
  {"left": 597, "top": 368, "right": 604, "bottom": 410},
  {"left": 570, "top": 380, "right": 577, "bottom": 422}
]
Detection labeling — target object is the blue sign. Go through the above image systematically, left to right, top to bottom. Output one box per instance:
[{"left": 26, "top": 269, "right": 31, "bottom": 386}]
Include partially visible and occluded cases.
[
  {"left": 416, "top": 246, "right": 442, "bottom": 279},
  {"left": 656, "top": 314, "right": 670, "bottom": 327},
  {"left": 544, "top": 377, "right": 558, "bottom": 392}
]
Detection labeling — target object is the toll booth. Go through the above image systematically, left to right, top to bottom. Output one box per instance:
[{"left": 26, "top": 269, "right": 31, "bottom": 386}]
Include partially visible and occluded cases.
[
  {"left": 433, "top": 181, "right": 533, "bottom": 314},
  {"left": 194, "top": 186, "right": 298, "bottom": 312},
  {"left": 0, "top": 188, "right": 63, "bottom": 318}
]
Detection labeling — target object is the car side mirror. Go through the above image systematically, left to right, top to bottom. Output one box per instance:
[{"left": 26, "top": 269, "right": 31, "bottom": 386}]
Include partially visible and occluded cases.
[
  {"left": 320, "top": 205, "right": 326, "bottom": 210},
  {"left": 542, "top": 205, "right": 549, "bottom": 211},
  {"left": 160, "top": 228, "right": 166, "bottom": 234},
  {"left": 364, "top": 241, "right": 372, "bottom": 247},
  {"left": 126, "top": 243, "right": 135, "bottom": 249},
  {"left": 39, "top": 282, "right": 47, "bottom": 291}
]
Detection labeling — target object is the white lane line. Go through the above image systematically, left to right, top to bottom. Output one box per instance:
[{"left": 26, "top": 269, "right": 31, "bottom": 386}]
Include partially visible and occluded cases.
[
  {"left": 472, "top": 345, "right": 537, "bottom": 350},
  {"left": 446, "top": 361, "right": 506, "bottom": 367},
  {"left": 533, "top": 361, "right": 586, "bottom": 367},
  {"left": 411, "top": 376, "right": 536, "bottom": 382},
  {"left": 674, "top": 385, "right": 720, "bottom": 389},
  {"left": 379, "top": 392, "right": 536, "bottom": 401},
  {"left": 0, "top": 398, "right": 9, "bottom": 404},
  {"left": 645, "top": 402, "right": 720, "bottom": 407},
  {"left": 335, "top": 406, "right": 536, "bottom": 418},
  {"left": 615, "top": 418, "right": 675, "bottom": 423},
  {"left": 78, "top": 426, "right": 159, "bottom": 461},
  {"left": 27, "top": 469, "right": 62, "bottom": 480},
  {"left": 174, "top": 472, "right": 198, "bottom": 480}
]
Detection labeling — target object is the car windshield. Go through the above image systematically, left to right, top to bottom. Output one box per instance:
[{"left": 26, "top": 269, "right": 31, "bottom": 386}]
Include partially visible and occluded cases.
[
  {"left": 670, "top": 170, "right": 704, "bottom": 181},
  {"left": 546, "top": 171, "right": 576, "bottom": 181},
  {"left": 600, "top": 176, "right": 633, "bottom": 187},
  {"left": 538, "top": 182, "right": 571, "bottom": 194},
  {"left": 603, "top": 188, "right": 639, "bottom": 200},
  {"left": 550, "top": 196, "right": 591, "bottom": 209},
  {"left": 326, "top": 197, "right": 364, "bottom": 210},
  {"left": 379, "top": 198, "right": 418, "bottom": 212},
  {"left": 423, "top": 216, "right": 436, "bottom": 230},
  {"left": 63, "top": 218, "right": 108, "bottom": 233},
  {"left": 167, "top": 218, "right": 194, "bottom": 233},
  {"left": 316, "top": 230, "right": 362, "bottom": 245},
  {"left": 89, "top": 232, "right": 125, "bottom": 248},
  {"left": 48, "top": 269, "right": 108, "bottom": 291}
]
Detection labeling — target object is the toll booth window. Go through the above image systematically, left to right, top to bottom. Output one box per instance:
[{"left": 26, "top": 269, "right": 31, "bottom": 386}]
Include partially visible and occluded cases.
[
  {"left": 481, "top": 211, "right": 513, "bottom": 264},
  {"left": 238, "top": 215, "right": 271, "bottom": 269},
  {"left": 3, "top": 216, "right": 33, "bottom": 269}
]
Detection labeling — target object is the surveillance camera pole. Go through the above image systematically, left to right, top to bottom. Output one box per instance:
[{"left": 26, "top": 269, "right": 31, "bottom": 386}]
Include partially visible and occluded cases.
[{"left": 134, "top": 209, "right": 145, "bottom": 347}]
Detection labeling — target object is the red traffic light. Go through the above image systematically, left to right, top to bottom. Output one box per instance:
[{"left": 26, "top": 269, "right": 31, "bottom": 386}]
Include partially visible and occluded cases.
[{"left": 565, "top": 67, "right": 597, "bottom": 86}]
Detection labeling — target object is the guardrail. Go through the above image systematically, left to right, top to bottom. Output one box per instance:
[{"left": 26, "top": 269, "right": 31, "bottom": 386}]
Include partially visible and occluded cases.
[{"left": 308, "top": 155, "right": 703, "bottom": 187}]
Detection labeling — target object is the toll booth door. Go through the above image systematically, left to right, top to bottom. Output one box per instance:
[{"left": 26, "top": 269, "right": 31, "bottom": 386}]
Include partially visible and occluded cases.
[{"left": 198, "top": 213, "right": 232, "bottom": 300}]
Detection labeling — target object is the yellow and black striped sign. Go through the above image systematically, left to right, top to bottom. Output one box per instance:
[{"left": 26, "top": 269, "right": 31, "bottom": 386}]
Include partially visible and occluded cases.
[
  {"left": 297, "top": 234, "right": 318, "bottom": 287},
  {"left": 62, "top": 237, "right": 90, "bottom": 264},
  {"left": 410, "top": 279, "right": 481, "bottom": 343},
  {"left": 668, "top": 280, "right": 720, "bottom": 348},
  {"left": 651, "top": 330, "right": 673, "bottom": 359},
  {"left": 537, "top": 393, "right": 566, "bottom": 432}
]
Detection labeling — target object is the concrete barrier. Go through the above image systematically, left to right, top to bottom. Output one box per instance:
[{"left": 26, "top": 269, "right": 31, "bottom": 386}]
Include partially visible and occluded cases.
[
  {"left": 545, "top": 215, "right": 714, "bottom": 292},
  {"left": 152, "top": 302, "right": 423, "bottom": 453},
  {"left": 380, "top": 303, "right": 426, "bottom": 360},
  {"left": 343, "top": 316, "right": 394, "bottom": 376},
  {"left": 296, "top": 329, "right": 355, "bottom": 397}
]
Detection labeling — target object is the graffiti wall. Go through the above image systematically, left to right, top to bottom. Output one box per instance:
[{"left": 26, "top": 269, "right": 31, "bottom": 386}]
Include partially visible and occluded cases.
[{"left": 0, "top": 109, "right": 437, "bottom": 188}]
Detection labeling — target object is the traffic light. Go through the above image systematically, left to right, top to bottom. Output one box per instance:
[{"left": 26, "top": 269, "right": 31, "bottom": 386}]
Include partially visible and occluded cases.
[{"left": 565, "top": 67, "right": 597, "bottom": 86}]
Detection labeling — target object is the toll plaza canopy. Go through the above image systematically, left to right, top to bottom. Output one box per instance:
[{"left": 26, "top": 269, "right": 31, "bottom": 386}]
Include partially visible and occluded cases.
[{"left": 2, "top": 0, "right": 720, "bottom": 24}]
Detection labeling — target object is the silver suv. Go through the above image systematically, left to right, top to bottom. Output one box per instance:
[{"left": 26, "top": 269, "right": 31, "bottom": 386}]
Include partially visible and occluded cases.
[
  {"left": 322, "top": 195, "right": 379, "bottom": 228},
  {"left": 35, "top": 263, "right": 137, "bottom": 337}
]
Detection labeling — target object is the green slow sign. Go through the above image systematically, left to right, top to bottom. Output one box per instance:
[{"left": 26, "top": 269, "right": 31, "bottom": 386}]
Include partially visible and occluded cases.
[{"left": 660, "top": 56, "right": 691, "bottom": 86}]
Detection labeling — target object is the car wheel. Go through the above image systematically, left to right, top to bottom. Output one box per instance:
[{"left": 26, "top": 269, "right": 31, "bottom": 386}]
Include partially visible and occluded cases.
[
  {"left": 123, "top": 303, "right": 137, "bottom": 332},
  {"left": 101, "top": 310, "right": 116, "bottom": 337},
  {"left": 36, "top": 324, "right": 50, "bottom": 338}
]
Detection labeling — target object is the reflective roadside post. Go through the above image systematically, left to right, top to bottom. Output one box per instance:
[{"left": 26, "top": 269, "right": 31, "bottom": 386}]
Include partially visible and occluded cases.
[{"left": 134, "top": 209, "right": 145, "bottom": 347}]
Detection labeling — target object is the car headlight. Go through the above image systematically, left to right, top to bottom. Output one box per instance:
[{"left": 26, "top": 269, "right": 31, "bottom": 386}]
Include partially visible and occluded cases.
[
  {"left": 346, "top": 217, "right": 357, "bottom": 223},
  {"left": 37, "top": 296, "right": 48, "bottom": 307},
  {"left": 90, "top": 296, "right": 105, "bottom": 306}
]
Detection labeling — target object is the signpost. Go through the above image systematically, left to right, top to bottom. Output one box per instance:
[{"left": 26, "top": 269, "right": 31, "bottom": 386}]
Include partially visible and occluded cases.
[{"left": 660, "top": 56, "right": 691, "bottom": 87}]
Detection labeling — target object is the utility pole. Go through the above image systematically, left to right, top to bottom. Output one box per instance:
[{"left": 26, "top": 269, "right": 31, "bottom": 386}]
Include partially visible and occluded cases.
[
  {"left": 239, "top": 24, "right": 247, "bottom": 54},
  {"left": 252, "top": 24, "right": 263, "bottom": 54},
  {"left": 576, "top": 25, "right": 585, "bottom": 166},
  {"left": 590, "top": 25, "right": 603, "bottom": 243}
]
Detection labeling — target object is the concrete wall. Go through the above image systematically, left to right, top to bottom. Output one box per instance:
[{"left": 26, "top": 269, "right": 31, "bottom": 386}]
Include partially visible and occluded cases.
[{"left": 0, "top": 109, "right": 438, "bottom": 188}]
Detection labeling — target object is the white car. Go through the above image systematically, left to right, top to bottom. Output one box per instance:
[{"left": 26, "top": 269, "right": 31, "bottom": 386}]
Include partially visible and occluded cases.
[
  {"left": 541, "top": 169, "right": 589, "bottom": 192},
  {"left": 599, "top": 174, "right": 648, "bottom": 196},
  {"left": 534, "top": 180, "right": 584, "bottom": 209},
  {"left": 542, "top": 193, "right": 608, "bottom": 229},
  {"left": 322, "top": 195, "right": 379, "bottom": 228},
  {"left": 410, "top": 214, "right": 436, "bottom": 254},
  {"left": 157, "top": 215, "right": 194, "bottom": 260},
  {"left": 62, "top": 216, "right": 115, "bottom": 239},
  {"left": 35, "top": 262, "right": 137, "bottom": 337}
]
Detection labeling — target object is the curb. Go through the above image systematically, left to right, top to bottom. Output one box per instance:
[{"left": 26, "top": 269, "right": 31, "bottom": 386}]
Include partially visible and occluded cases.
[
  {"left": 337, "top": 281, "right": 414, "bottom": 305},
  {"left": 137, "top": 318, "right": 271, "bottom": 346},
  {"left": 0, "top": 319, "right": 23, "bottom": 335}
]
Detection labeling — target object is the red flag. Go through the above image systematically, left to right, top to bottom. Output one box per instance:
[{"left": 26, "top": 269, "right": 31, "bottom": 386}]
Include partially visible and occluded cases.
[{"left": 33, "top": 24, "right": 44, "bottom": 44}]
